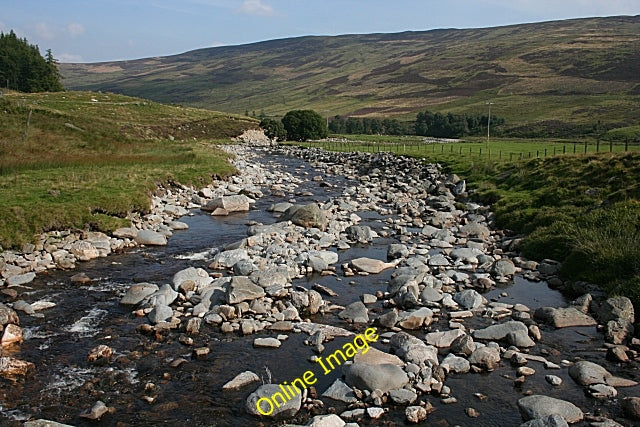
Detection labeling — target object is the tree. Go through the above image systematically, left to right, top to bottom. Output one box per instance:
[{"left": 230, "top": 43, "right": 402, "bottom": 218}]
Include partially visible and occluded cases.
[
  {"left": 0, "top": 30, "right": 63, "bottom": 92},
  {"left": 281, "top": 110, "right": 328, "bottom": 141},
  {"left": 259, "top": 117, "right": 287, "bottom": 141}
]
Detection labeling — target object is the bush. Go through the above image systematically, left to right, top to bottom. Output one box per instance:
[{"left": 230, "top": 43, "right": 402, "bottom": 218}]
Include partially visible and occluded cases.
[{"left": 281, "top": 110, "right": 327, "bottom": 141}]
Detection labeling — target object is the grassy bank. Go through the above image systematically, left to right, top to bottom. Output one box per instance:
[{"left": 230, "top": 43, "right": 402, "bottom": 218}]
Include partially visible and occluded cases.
[
  {"left": 0, "top": 91, "right": 258, "bottom": 249},
  {"left": 294, "top": 138, "right": 640, "bottom": 308}
]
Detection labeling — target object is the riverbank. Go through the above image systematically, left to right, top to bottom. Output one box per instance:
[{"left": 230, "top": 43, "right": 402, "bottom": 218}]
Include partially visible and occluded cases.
[{"left": 2, "top": 144, "right": 639, "bottom": 426}]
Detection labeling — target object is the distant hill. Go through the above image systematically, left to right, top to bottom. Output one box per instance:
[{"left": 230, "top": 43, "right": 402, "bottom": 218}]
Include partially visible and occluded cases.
[{"left": 61, "top": 16, "right": 640, "bottom": 137}]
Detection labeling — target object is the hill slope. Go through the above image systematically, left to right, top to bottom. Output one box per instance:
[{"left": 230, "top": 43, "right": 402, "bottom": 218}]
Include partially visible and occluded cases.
[
  {"left": 61, "top": 16, "right": 640, "bottom": 137},
  {"left": 0, "top": 90, "right": 256, "bottom": 248}
]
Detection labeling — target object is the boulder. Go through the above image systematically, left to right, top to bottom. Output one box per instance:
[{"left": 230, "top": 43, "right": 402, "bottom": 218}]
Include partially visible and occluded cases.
[
  {"left": 203, "top": 195, "right": 250, "bottom": 215},
  {"left": 278, "top": 203, "right": 328, "bottom": 231},
  {"left": 460, "top": 222, "right": 490, "bottom": 238},
  {"left": 346, "top": 225, "right": 374, "bottom": 243},
  {"left": 113, "top": 227, "right": 138, "bottom": 239},
  {"left": 134, "top": 230, "right": 167, "bottom": 246},
  {"left": 69, "top": 241, "right": 100, "bottom": 261},
  {"left": 388, "top": 243, "right": 410, "bottom": 260},
  {"left": 211, "top": 248, "right": 250, "bottom": 269},
  {"left": 351, "top": 257, "right": 399, "bottom": 274},
  {"left": 492, "top": 259, "right": 517, "bottom": 277},
  {"left": 172, "top": 267, "right": 212, "bottom": 292},
  {"left": 5, "top": 272, "right": 36, "bottom": 287},
  {"left": 226, "top": 277, "right": 266, "bottom": 304},
  {"left": 120, "top": 283, "right": 159, "bottom": 306},
  {"left": 454, "top": 289, "right": 484, "bottom": 310},
  {"left": 597, "top": 297, "right": 634, "bottom": 324},
  {"left": 338, "top": 301, "right": 369, "bottom": 324},
  {"left": 0, "top": 303, "right": 20, "bottom": 326},
  {"left": 147, "top": 303, "right": 173, "bottom": 324},
  {"left": 398, "top": 307, "right": 433, "bottom": 329},
  {"left": 534, "top": 307, "right": 597, "bottom": 328},
  {"left": 473, "top": 320, "right": 529, "bottom": 341},
  {"left": 1, "top": 324, "right": 23, "bottom": 346},
  {"left": 425, "top": 329, "right": 465, "bottom": 348},
  {"left": 389, "top": 332, "right": 439, "bottom": 366},
  {"left": 253, "top": 338, "right": 281, "bottom": 348},
  {"left": 468, "top": 346, "right": 501, "bottom": 371},
  {"left": 354, "top": 347, "right": 404, "bottom": 366},
  {"left": 441, "top": 353, "right": 471, "bottom": 374},
  {"left": 0, "top": 356, "right": 35, "bottom": 378},
  {"left": 568, "top": 360, "right": 638, "bottom": 387},
  {"left": 345, "top": 363, "right": 409, "bottom": 393},
  {"left": 322, "top": 379, "right": 358, "bottom": 403},
  {"left": 246, "top": 384, "right": 301, "bottom": 417},
  {"left": 389, "top": 388, "right": 418, "bottom": 405},
  {"left": 517, "top": 395, "right": 584, "bottom": 423},
  {"left": 622, "top": 397, "right": 640, "bottom": 420},
  {"left": 306, "top": 414, "right": 346, "bottom": 427},
  {"left": 520, "top": 414, "right": 570, "bottom": 427},
  {"left": 23, "top": 420, "right": 75, "bottom": 427}
]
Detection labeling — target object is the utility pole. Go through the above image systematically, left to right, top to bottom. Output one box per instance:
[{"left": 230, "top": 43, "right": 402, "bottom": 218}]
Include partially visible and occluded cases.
[{"left": 486, "top": 102, "right": 494, "bottom": 148}]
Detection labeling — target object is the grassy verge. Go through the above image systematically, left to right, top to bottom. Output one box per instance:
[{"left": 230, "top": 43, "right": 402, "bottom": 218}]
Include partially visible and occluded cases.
[
  {"left": 0, "top": 91, "right": 258, "bottom": 249},
  {"left": 292, "top": 138, "right": 640, "bottom": 308}
]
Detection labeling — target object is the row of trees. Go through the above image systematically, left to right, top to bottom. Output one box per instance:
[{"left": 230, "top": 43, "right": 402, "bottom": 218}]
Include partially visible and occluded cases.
[
  {"left": 0, "top": 30, "right": 64, "bottom": 92},
  {"left": 259, "top": 109, "right": 506, "bottom": 141},
  {"left": 415, "top": 110, "right": 505, "bottom": 138},
  {"left": 328, "top": 116, "right": 411, "bottom": 136}
]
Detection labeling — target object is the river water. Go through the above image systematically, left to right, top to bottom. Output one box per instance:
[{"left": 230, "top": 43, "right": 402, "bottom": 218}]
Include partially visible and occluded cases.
[{"left": 1, "top": 149, "right": 638, "bottom": 426}]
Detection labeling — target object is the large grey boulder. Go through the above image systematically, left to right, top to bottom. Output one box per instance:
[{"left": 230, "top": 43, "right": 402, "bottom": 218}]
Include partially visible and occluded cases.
[
  {"left": 202, "top": 195, "right": 250, "bottom": 215},
  {"left": 278, "top": 203, "right": 328, "bottom": 231},
  {"left": 459, "top": 222, "right": 490, "bottom": 238},
  {"left": 346, "top": 225, "right": 374, "bottom": 243},
  {"left": 134, "top": 230, "right": 167, "bottom": 246},
  {"left": 450, "top": 247, "right": 483, "bottom": 263},
  {"left": 211, "top": 248, "right": 250, "bottom": 269},
  {"left": 351, "top": 257, "right": 399, "bottom": 274},
  {"left": 492, "top": 259, "right": 517, "bottom": 277},
  {"left": 172, "top": 267, "right": 212, "bottom": 292},
  {"left": 5, "top": 272, "right": 36, "bottom": 287},
  {"left": 226, "top": 277, "right": 266, "bottom": 304},
  {"left": 120, "top": 283, "right": 159, "bottom": 306},
  {"left": 143, "top": 283, "right": 178, "bottom": 307},
  {"left": 454, "top": 289, "right": 484, "bottom": 310},
  {"left": 597, "top": 296, "right": 634, "bottom": 324},
  {"left": 338, "top": 301, "right": 369, "bottom": 324},
  {"left": 0, "top": 303, "right": 19, "bottom": 326},
  {"left": 148, "top": 303, "right": 173, "bottom": 324},
  {"left": 398, "top": 307, "right": 433, "bottom": 330},
  {"left": 534, "top": 307, "right": 597, "bottom": 328},
  {"left": 473, "top": 320, "right": 529, "bottom": 341},
  {"left": 425, "top": 329, "right": 465, "bottom": 348},
  {"left": 389, "top": 332, "right": 439, "bottom": 366},
  {"left": 468, "top": 346, "right": 501, "bottom": 371},
  {"left": 568, "top": 360, "right": 638, "bottom": 387},
  {"left": 345, "top": 363, "right": 409, "bottom": 393},
  {"left": 222, "top": 371, "right": 260, "bottom": 390},
  {"left": 322, "top": 379, "right": 358, "bottom": 403},
  {"left": 246, "top": 384, "right": 301, "bottom": 417},
  {"left": 517, "top": 395, "right": 584, "bottom": 423},
  {"left": 306, "top": 414, "right": 346, "bottom": 427}
]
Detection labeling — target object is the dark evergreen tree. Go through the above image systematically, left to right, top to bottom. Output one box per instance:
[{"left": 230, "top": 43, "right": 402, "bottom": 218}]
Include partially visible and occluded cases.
[
  {"left": 0, "top": 30, "right": 63, "bottom": 92},
  {"left": 259, "top": 117, "right": 287, "bottom": 141}
]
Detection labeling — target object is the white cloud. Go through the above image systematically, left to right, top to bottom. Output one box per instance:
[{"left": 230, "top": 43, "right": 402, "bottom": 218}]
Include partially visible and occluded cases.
[
  {"left": 237, "top": 0, "right": 274, "bottom": 16},
  {"left": 34, "top": 22, "right": 56, "bottom": 40},
  {"left": 66, "top": 23, "right": 85, "bottom": 37},
  {"left": 209, "top": 41, "right": 227, "bottom": 47},
  {"left": 57, "top": 53, "right": 84, "bottom": 63}
]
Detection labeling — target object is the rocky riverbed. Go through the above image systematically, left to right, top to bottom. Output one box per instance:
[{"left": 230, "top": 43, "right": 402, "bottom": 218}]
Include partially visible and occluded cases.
[{"left": 1, "top": 143, "right": 639, "bottom": 426}]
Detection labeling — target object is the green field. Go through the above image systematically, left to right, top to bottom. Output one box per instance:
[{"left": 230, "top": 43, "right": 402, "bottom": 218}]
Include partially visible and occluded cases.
[{"left": 0, "top": 91, "right": 257, "bottom": 248}]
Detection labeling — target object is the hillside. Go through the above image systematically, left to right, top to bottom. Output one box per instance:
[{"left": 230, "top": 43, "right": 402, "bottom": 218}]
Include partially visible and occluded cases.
[
  {"left": 61, "top": 16, "right": 640, "bottom": 137},
  {"left": 0, "top": 90, "right": 257, "bottom": 248}
]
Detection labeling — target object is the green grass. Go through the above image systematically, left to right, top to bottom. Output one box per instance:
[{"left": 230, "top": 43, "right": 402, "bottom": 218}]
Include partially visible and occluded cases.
[
  {"left": 0, "top": 91, "right": 257, "bottom": 249},
  {"left": 296, "top": 137, "right": 640, "bottom": 309}
]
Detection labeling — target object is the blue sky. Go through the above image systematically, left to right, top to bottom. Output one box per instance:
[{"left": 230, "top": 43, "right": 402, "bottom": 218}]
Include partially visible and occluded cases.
[{"left": 2, "top": 0, "right": 640, "bottom": 63}]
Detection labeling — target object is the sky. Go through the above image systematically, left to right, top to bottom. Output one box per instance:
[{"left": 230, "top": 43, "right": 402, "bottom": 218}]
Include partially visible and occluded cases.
[{"left": 2, "top": 0, "right": 640, "bottom": 63}]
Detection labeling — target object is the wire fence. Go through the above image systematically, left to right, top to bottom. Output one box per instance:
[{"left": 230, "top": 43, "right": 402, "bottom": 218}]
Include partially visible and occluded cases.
[{"left": 305, "top": 138, "right": 640, "bottom": 162}]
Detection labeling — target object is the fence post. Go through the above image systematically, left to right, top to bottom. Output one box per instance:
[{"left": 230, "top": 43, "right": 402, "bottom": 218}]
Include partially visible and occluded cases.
[
  {"left": 597, "top": 139, "right": 600, "bottom": 153},
  {"left": 625, "top": 139, "right": 629, "bottom": 152},
  {"left": 584, "top": 140, "right": 587, "bottom": 153},
  {"left": 609, "top": 140, "right": 613, "bottom": 153},
  {"left": 573, "top": 142, "right": 576, "bottom": 154},
  {"left": 563, "top": 145, "right": 566, "bottom": 154},
  {"left": 553, "top": 147, "right": 556, "bottom": 156},
  {"left": 544, "top": 148, "right": 547, "bottom": 157},
  {"left": 536, "top": 150, "right": 539, "bottom": 158},
  {"left": 510, "top": 152, "right": 513, "bottom": 161}
]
